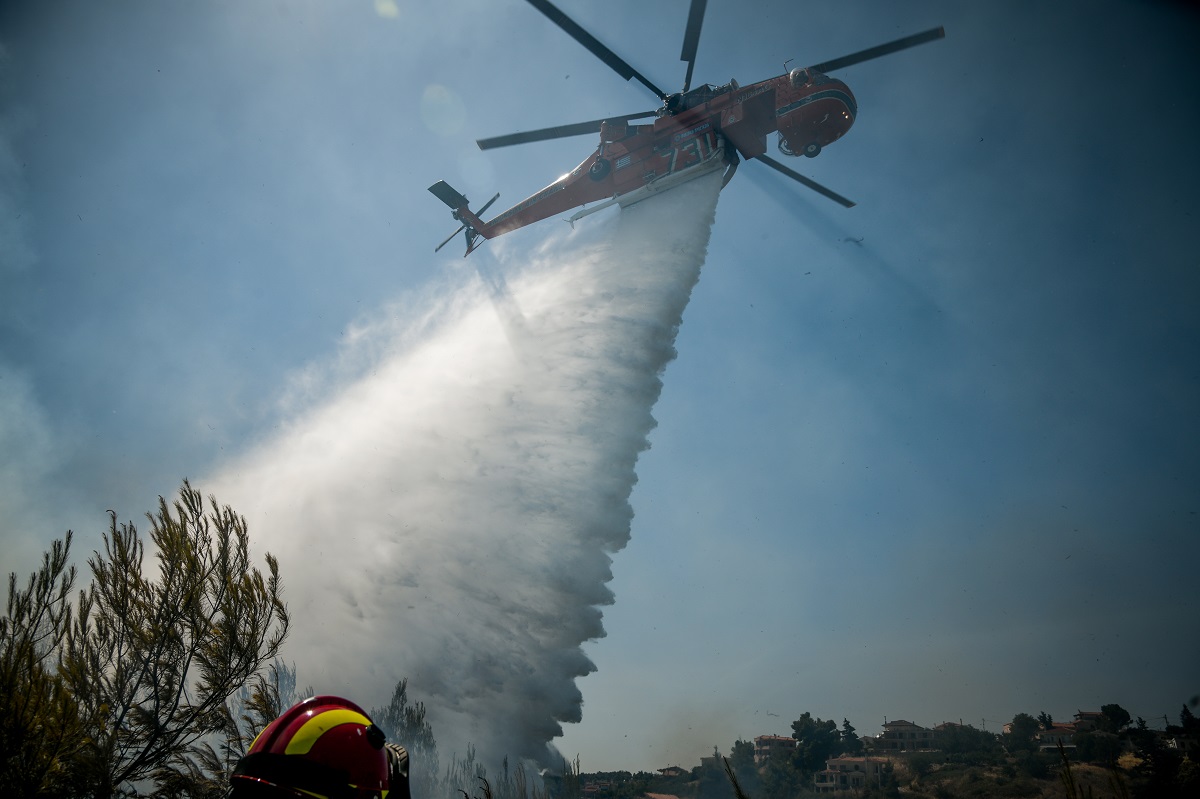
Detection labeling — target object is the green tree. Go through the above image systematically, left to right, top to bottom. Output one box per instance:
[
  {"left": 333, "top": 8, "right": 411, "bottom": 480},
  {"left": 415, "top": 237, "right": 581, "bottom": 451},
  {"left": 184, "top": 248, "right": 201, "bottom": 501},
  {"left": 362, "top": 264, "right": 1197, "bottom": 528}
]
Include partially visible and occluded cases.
[
  {"left": 2, "top": 481, "right": 289, "bottom": 798},
  {"left": 0, "top": 533, "right": 87, "bottom": 797},
  {"left": 157, "top": 659, "right": 312, "bottom": 798},
  {"left": 371, "top": 677, "right": 440, "bottom": 799},
  {"left": 1099, "top": 703, "right": 1131, "bottom": 734},
  {"left": 1181, "top": 704, "right": 1199, "bottom": 733},
  {"left": 1037, "top": 711, "right": 1054, "bottom": 730},
  {"left": 790, "top": 712, "right": 842, "bottom": 774},
  {"left": 1004, "top": 713, "right": 1041, "bottom": 753},
  {"left": 841, "top": 719, "right": 863, "bottom": 756},
  {"left": 938, "top": 723, "right": 1000, "bottom": 761},
  {"left": 1129, "top": 730, "right": 1186, "bottom": 797},
  {"left": 1073, "top": 731, "right": 1122, "bottom": 765},
  {"left": 727, "top": 739, "right": 760, "bottom": 796},
  {"left": 694, "top": 747, "right": 728, "bottom": 799},
  {"left": 758, "top": 749, "right": 802, "bottom": 799}
]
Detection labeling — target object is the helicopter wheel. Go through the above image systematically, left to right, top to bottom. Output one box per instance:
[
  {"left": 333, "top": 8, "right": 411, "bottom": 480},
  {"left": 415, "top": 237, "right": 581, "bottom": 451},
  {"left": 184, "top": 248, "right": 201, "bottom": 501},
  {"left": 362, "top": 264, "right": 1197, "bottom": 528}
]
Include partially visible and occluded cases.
[
  {"left": 803, "top": 142, "right": 822, "bottom": 158},
  {"left": 589, "top": 158, "right": 611, "bottom": 180}
]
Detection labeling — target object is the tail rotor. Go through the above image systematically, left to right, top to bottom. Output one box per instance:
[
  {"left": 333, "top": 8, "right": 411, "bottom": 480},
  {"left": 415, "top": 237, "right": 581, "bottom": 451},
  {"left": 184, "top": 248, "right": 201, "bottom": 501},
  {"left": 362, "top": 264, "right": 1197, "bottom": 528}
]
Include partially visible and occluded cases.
[{"left": 428, "top": 181, "right": 500, "bottom": 256}]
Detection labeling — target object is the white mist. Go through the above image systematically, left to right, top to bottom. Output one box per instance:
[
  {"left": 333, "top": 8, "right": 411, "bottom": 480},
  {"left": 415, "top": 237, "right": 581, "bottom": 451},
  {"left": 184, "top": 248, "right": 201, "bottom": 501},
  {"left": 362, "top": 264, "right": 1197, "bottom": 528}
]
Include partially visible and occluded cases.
[{"left": 207, "top": 169, "right": 724, "bottom": 767}]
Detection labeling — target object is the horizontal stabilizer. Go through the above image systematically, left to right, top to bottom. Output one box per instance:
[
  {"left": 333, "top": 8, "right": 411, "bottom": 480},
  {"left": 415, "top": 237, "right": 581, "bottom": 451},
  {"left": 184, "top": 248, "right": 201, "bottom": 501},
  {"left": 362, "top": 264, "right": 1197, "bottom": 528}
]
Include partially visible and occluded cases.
[{"left": 428, "top": 180, "right": 469, "bottom": 210}]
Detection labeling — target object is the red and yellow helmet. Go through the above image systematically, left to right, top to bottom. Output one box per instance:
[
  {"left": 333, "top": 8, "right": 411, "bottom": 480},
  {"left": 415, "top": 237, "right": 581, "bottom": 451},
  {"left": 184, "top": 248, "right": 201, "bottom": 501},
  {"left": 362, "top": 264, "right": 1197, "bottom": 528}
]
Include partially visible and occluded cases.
[{"left": 230, "top": 696, "right": 391, "bottom": 799}]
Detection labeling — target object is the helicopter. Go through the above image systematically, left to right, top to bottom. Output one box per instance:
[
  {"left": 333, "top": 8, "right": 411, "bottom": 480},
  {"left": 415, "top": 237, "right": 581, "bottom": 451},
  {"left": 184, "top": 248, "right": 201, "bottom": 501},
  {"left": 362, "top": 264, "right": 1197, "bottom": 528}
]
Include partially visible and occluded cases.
[{"left": 430, "top": 0, "right": 944, "bottom": 256}]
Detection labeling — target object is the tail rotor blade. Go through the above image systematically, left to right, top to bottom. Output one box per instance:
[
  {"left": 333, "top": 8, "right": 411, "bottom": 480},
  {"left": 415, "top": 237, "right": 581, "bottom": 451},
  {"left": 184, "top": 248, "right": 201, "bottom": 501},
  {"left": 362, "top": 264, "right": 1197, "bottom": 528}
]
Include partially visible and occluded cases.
[
  {"left": 755, "top": 155, "right": 855, "bottom": 208},
  {"left": 477, "top": 192, "right": 501, "bottom": 218},
  {"left": 435, "top": 224, "right": 466, "bottom": 253}
]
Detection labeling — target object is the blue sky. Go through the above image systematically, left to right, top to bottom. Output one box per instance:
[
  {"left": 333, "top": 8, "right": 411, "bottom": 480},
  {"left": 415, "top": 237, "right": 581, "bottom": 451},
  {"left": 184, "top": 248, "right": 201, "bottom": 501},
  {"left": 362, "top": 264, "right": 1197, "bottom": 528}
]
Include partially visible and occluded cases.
[{"left": 2, "top": 0, "right": 1198, "bottom": 774}]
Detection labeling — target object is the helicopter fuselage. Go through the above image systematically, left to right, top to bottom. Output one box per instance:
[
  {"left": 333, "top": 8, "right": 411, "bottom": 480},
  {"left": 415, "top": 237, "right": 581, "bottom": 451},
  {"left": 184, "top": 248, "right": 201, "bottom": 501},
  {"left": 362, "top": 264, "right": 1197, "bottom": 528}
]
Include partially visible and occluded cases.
[
  {"left": 429, "top": 0, "right": 942, "bottom": 256},
  {"left": 451, "top": 69, "right": 856, "bottom": 246}
]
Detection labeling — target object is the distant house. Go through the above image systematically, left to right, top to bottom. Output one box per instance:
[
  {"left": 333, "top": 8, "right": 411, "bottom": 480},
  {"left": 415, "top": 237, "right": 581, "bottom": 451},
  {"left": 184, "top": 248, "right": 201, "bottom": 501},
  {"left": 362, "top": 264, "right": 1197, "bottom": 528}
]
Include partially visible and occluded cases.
[
  {"left": 1073, "top": 711, "right": 1105, "bottom": 732},
  {"left": 875, "top": 720, "right": 937, "bottom": 752},
  {"left": 1036, "top": 724, "right": 1078, "bottom": 752},
  {"left": 1167, "top": 733, "right": 1200, "bottom": 756},
  {"left": 753, "top": 735, "right": 796, "bottom": 764},
  {"left": 813, "top": 757, "right": 888, "bottom": 793},
  {"left": 656, "top": 767, "right": 687, "bottom": 779},
  {"left": 582, "top": 780, "right": 613, "bottom": 797}
]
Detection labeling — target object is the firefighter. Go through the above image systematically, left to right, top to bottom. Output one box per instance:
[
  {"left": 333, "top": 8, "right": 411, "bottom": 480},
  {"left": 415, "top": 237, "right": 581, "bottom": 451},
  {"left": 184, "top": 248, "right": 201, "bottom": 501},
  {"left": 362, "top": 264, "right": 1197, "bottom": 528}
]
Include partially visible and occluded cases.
[{"left": 228, "top": 695, "right": 411, "bottom": 799}]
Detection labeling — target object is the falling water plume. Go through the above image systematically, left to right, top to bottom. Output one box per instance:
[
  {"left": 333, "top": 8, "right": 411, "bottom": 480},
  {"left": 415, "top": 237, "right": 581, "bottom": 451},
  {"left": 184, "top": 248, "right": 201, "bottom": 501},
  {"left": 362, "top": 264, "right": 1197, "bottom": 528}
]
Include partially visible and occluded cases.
[{"left": 207, "top": 168, "right": 724, "bottom": 768}]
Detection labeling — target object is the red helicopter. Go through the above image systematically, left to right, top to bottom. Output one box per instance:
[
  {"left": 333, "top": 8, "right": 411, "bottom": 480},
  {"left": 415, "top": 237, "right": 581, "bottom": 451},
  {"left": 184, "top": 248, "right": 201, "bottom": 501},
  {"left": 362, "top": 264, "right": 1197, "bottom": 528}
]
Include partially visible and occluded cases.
[{"left": 430, "top": 0, "right": 943, "bottom": 256}]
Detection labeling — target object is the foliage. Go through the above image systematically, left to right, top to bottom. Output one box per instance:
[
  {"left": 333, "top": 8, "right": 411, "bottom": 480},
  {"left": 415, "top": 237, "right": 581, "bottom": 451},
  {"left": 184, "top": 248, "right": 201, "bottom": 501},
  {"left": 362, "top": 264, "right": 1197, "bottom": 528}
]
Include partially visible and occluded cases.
[
  {"left": 0, "top": 481, "right": 289, "bottom": 798},
  {"left": 0, "top": 533, "right": 87, "bottom": 797},
  {"left": 157, "top": 659, "right": 312, "bottom": 798},
  {"left": 371, "top": 677, "right": 440, "bottom": 799},
  {"left": 1099, "top": 704, "right": 1131, "bottom": 734},
  {"left": 1038, "top": 711, "right": 1054, "bottom": 730},
  {"left": 789, "top": 712, "right": 843, "bottom": 774},
  {"left": 1004, "top": 713, "right": 1041, "bottom": 753},
  {"left": 840, "top": 719, "right": 863, "bottom": 756},
  {"left": 1124, "top": 721, "right": 1200, "bottom": 798},
  {"left": 939, "top": 723, "right": 1001, "bottom": 762},
  {"left": 1075, "top": 731, "right": 1122, "bottom": 766},
  {"left": 727, "top": 738, "right": 761, "bottom": 797},
  {"left": 1057, "top": 740, "right": 1130, "bottom": 799},
  {"left": 444, "top": 748, "right": 559, "bottom": 799},
  {"left": 693, "top": 748, "right": 730, "bottom": 799},
  {"left": 758, "top": 749, "right": 801, "bottom": 799},
  {"left": 1011, "top": 750, "right": 1053, "bottom": 780},
  {"left": 907, "top": 752, "right": 936, "bottom": 780},
  {"left": 721, "top": 757, "right": 752, "bottom": 799},
  {"left": 600, "top": 771, "right": 654, "bottom": 799}
]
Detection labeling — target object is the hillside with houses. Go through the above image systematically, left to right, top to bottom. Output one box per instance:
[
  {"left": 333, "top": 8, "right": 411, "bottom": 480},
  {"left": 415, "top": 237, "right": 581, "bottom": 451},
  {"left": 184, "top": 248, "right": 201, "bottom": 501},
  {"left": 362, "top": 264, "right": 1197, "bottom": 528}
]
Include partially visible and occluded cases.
[{"left": 572, "top": 704, "right": 1200, "bottom": 798}]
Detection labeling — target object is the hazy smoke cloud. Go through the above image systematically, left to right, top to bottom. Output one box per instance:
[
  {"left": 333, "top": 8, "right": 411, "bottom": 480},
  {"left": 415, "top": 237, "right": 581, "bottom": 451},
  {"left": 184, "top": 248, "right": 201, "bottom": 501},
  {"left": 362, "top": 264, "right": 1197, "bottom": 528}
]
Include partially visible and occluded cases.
[
  {"left": 0, "top": 46, "right": 35, "bottom": 278},
  {"left": 207, "top": 170, "right": 723, "bottom": 767}
]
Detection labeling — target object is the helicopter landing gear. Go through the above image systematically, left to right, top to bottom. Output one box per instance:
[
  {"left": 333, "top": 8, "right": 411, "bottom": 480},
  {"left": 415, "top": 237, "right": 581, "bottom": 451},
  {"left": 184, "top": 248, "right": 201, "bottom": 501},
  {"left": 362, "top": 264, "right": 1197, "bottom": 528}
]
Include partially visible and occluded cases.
[{"left": 803, "top": 142, "right": 822, "bottom": 158}]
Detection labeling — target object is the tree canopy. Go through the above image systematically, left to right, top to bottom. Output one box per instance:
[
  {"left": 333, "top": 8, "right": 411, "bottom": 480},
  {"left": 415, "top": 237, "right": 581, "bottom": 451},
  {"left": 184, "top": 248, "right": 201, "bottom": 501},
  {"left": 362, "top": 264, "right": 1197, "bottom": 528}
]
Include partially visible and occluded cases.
[
  {"left": 0, "top": 481, "right": 289, "bottom": 798},
  {"left": 790, "top": 712, "right": 843, "bottom": 774},
  {"left": 1004, "top": 713, "right": 1041, "bottom": 753}
]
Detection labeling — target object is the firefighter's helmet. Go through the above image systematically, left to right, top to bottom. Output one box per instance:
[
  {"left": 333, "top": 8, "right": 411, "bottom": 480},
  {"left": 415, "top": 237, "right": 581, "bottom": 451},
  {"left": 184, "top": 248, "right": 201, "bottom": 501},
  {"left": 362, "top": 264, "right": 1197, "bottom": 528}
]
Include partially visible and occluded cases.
[{"left": 229, "top": 695, "right": 408, "bottom": 799}]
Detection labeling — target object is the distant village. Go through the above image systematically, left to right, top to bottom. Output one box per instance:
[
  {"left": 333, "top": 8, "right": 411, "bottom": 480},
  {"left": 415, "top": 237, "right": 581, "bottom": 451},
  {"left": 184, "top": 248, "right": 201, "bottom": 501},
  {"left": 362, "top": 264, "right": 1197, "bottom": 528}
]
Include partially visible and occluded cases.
[{"left": 575, "top": 708, "right": 1200, "bottom": 797}]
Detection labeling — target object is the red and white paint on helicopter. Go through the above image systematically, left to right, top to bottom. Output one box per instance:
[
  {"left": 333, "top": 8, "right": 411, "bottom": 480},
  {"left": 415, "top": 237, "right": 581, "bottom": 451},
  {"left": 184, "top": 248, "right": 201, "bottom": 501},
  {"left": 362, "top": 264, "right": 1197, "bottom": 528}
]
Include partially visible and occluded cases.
[{"left": 430, "top": 1, "right": 941, "bottom": 256}]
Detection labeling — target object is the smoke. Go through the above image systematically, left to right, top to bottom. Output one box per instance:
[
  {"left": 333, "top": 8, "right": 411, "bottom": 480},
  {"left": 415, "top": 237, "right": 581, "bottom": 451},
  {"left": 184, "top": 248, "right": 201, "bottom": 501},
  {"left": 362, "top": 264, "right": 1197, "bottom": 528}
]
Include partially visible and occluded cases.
[{"left": 206, "top": 169, "right": 724, "bottom": 768}]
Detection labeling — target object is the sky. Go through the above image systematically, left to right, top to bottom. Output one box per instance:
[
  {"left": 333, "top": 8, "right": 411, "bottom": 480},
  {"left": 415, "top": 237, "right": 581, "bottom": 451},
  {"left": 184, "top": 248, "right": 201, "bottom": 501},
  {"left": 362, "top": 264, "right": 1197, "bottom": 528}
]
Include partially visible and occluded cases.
[{"left": 2, "top": 0, "right": 1199, "bottom": 776}]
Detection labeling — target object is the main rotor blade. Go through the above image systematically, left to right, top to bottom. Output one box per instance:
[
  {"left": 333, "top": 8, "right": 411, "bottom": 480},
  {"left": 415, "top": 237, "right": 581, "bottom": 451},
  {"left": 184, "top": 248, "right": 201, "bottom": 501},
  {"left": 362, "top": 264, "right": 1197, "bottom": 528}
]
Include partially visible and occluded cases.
[
  {"left": 525, "top": 0, "right": 667, "bottom": 100},
  {"left": 679, "top": 0, "right": 708, "bottom": 93},
  {"left": 807, "top": 26, "right": 945, "bottom": 74},
  {"left": 477, "top": 111, "right": 658, "bottom": 150},
  {"left": 755, "top": 155, "right": 855, "bottom": 208}
]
